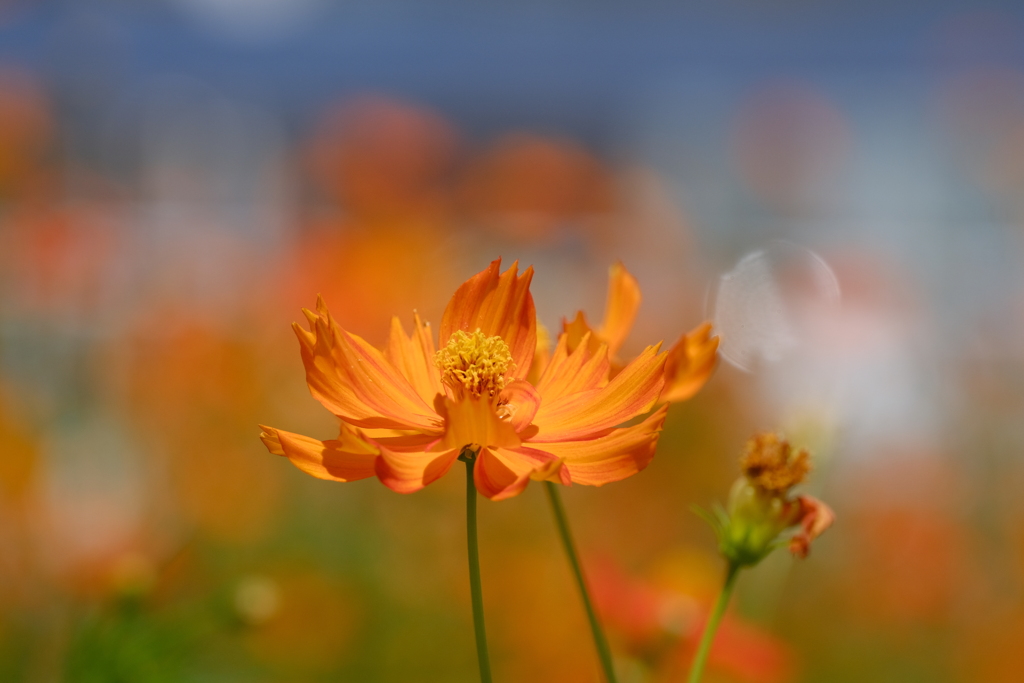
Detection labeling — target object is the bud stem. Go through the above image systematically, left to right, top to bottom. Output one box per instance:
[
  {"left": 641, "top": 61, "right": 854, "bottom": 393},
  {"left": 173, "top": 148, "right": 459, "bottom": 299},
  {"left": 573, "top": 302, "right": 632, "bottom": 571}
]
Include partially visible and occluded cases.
[{"left": 687, "top": 561, "right": 740, "bottom": 683}]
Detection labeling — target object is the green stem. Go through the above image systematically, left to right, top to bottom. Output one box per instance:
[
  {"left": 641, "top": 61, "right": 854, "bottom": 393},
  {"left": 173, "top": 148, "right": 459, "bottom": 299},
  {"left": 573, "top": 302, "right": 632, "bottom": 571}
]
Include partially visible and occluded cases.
[
  {"left": 464, "top": 456, "right": 493, "bottom": 683},
  {"left": 544, "top": 482, "right": 618, "bottom": 683},
  {"left": 687, "top": 562, "right": 740, "bottom": 683}
]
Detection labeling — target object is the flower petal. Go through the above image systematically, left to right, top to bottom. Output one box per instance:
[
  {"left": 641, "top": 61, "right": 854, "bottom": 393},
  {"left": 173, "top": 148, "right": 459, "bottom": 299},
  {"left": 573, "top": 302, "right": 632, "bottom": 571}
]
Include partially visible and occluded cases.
[
  {"left": 439, "top": 259, "right": 537, "bottom": 381},
  {"left": 597, "top": 261, "right": 641, "bottom": 357},
  {"left": 562, "top": 262, "right": 640, "bottom": 360},
  {"left": 296, "top": 297, "right": 442, "bottom": 433},
  {"left": 563, "top": 311, "right": 602, "bottom": 357},
  {"left": 385, "top": 313, "right": 443, "bottom": 407},
  {"left": 527, "top": 322, "right": 553, "bottom": 385},
  {"left": 660, "top": 322, "right": 719, "bottom": 403},
  {"left": 534, "top": 332, "right": 610, "bottom": 403},
  {"left": 531, "top": 344, "right": 666, "bottom": 443},
  {"left": 498, "top": 379, "right": 540, "bottom": 433},
  {"left": 439, "top": 396, "right": 522, "bottom": 451},
  {"left": 532, "top": 405, "right": 667, "bottom": 486},
  {"left": 259, "top": 424, "right": 378, "bottom": 482},
  {"left": 367, "top": 431, "right": 443, "bottom": 452},
  {"left": 375, "top": 443, "right": 460, "bottom": 494},
  {"left": 473, "top": 446, "right": 560, "bottom": 500},
  {"left": 531, "top": 453, "right": 572, "bottom": 485},
  {"left": 787, "top": 495, "right": 835, "bottom": 558}
]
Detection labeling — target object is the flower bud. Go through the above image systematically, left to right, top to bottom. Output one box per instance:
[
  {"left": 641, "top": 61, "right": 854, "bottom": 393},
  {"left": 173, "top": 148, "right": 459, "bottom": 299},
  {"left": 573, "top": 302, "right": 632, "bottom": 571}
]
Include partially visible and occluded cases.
[{"left": 699, "top": 433, "right": 833, "bottom": 568}]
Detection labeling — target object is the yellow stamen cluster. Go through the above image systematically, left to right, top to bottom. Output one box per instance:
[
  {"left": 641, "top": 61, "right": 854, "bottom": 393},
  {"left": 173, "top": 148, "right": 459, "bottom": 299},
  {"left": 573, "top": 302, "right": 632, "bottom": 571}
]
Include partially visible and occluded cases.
[
  {"left": 435, "top": 329, "right": 514, "bottom": 398},
  {"left": 740, "top": 432, "right": 810, "bottom": 495}
]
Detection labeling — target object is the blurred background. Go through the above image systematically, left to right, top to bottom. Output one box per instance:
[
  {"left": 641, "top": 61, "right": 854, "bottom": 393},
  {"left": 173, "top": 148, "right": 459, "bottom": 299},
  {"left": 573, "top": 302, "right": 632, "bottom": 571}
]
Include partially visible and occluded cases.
[{"left": 2, "top": 1, "right": 1023, "bottom": 681}]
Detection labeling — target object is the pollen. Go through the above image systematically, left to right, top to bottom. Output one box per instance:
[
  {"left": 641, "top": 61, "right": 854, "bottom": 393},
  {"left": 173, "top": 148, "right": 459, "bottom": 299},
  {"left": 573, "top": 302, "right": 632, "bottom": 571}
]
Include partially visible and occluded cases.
[
  {"left": 435, "top": 329, "right": 514, "bottom": 398},
  {"left": 740, "top": 432, "right": 810, "bottom": 495}
]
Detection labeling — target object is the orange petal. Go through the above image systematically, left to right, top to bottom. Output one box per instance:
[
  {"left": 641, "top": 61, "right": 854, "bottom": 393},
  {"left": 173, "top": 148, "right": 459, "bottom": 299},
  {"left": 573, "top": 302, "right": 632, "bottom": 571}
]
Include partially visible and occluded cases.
[
  {"left": 439, "top": 259, "right": 537, "bottom": 381},
  {"left": 597, "top": 261, "right": 641, "bottom": 357},
  {"left": 296, "top": 297, "right": 442, "bottom": 433},
  {"left": 562, "top": 310, "right": 602, "bottom": 356},
  {"left": 385, "top": 313, "right": 443, "bottom": 407},
  {"left": 527, "top": 322, "right": 553, "bottom": 385},
  {"left": 659, "top": 322, "right": 719, "bottom": 403},
  {"left": 535, "top": 332, "right": 610, "bottom": 403},
  {"left": 531, "top": 344, "right": 666, "bottom": 443},
  {"left": 499, "top": 379, "right": 540, "bottom": 433},
  {"left": 439, "top": 396, "right": 522, "bottom": 451},
  {"left": 530, "top": 405, "right": 667, "bottom": 486},
  {"left": 259, "top": 424, "right": 378, "bottom": 482},
  {"left": 359, "top": 426, "right": 432, "bottom": 442},
  {"left": 368, "top": 431, "right": 443, "bottom": 451},
  {"left": 375, "top": 444, "right": 460, "bottom": 494},
  {"left": 473, "top": 446, "right": 560, "bottom": 500},
  {"left": 530, "top": 453, "right": 572, "bottom": 485},
  {"left": 788, "top": 495, "right": 835, "bottom": 558}
]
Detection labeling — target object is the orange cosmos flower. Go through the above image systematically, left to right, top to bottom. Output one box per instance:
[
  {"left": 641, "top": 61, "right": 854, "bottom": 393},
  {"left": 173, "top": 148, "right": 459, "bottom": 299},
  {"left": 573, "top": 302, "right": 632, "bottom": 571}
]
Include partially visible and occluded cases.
[
  {"left": 260, "top": 259, "right": 668, "bottom": 501},
  {"left": 560, "top": 262, "right": 719, "bottom": 403}
]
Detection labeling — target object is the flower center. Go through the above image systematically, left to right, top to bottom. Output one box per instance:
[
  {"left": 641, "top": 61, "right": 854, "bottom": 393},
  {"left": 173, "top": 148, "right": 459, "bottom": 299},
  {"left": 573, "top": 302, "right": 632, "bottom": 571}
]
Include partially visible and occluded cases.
[
  {"left": 435, "top": 329, "right": 513, "bottom": 398},
  {"left": 739, "top": 433, "right": 810, "bottom": 495}
]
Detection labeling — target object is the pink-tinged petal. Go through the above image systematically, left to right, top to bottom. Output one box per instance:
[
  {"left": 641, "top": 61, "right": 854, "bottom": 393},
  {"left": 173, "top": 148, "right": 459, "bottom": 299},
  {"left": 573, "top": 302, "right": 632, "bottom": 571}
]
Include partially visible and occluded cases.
[
  {"left": 439, "top": 259, "right": 537, "bottom": 381},
  {"left": 597, "top": 261, "right": 641, "bottom": 357},
  {"left": 295, "top": 297, "right": 442, "bottom": 433},
  {"left": 384, "top": 313, "right": 443, "bottom": 406},
  {"left": 660, "top": 322, "right": 719, "bottom": 403},
  {"left": 535, "top": 332, "right": 610, "bottom": 403},
  {"left": 531, "top": 344, "right": 666, "bottom": 443},
  {"left": 498, "top": 379, "right": 540, "bottom": 433},
  {"left": 531, "top": 405, "right": 667, "bottom": 486},
  {"left": 259, "top": 424, "right": 378, "bottom": 482},
  {"left": 375, "top": 445, "right": 460, "bottom": 494},
  {"left": 473, "top": 446, "right": 561, "bottom": 500},
  {"left": 473, "top": 448, "right": 527, "bottom": 501},
  {"left": 788, "top": 495, "right": 835, "bottom": 558}
]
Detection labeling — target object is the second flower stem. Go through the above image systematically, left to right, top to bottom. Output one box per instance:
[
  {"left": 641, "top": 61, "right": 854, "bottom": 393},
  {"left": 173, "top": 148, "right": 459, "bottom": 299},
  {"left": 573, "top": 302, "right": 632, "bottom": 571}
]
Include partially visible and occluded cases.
[
  {"left": 464, "top": 456, "right": 493, "bottom": 683},
  {"left": 544, "top": 481, "right": 617, "bottom": 683},
  {"left": 687, "top": 561, "right": 740, "bottom": 683}
]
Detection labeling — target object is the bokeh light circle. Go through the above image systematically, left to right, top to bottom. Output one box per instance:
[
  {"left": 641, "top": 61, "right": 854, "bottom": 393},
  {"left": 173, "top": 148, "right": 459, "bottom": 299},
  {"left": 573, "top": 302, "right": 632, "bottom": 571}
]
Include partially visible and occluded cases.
[{"left": 710, "top": 242, "right": 841, "bottom": 372}]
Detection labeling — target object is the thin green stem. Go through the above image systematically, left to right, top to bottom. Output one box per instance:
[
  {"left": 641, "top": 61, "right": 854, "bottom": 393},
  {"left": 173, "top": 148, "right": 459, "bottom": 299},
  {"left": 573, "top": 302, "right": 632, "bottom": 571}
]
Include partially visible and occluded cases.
[
  {"left": 464, "top": 456, "right": 493, "bottom": 683},
  {"left": 544, "top": 481, "right": 617, "bottom": 683},
  {"left": 687, "top": 562, "right": 740, "bottom": 683}
]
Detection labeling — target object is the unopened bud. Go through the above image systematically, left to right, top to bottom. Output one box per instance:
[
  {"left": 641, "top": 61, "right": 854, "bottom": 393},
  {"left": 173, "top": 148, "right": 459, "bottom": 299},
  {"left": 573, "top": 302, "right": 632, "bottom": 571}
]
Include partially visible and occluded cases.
[{"left": 698, "top": 433, "right": 834, "bottom": 568}]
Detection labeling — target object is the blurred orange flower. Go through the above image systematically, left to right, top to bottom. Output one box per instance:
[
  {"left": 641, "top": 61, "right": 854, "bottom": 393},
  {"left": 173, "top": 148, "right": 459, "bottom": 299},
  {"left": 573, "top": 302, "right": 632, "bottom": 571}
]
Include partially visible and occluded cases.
[
  {"left": 458, "top": 132, "right": 615, "bottom": 245},
  {"left": 261, "top": 259, "right": 669, "bottom": 500},
  {"left": 560, "top": 262, "right": 719, "bottom": 403},
  {"left": 589, "top": 558, "right": 795, "bottom": 683}
]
